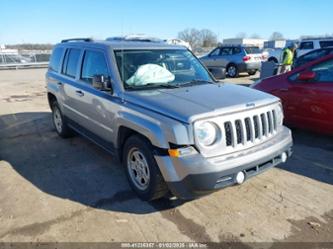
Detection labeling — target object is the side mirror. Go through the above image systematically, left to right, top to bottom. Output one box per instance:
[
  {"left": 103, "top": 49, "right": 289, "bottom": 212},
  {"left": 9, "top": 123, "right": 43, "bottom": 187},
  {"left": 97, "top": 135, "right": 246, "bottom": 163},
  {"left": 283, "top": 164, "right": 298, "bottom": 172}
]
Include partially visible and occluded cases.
[
  {"left": 209, "top": 67, "right": 226, "bottom": 80},
  {"left": 297, "top": 71, "right": 316, "bottom": 81},
  {"left": 92, "top": 75, "right": 112, "bottom": 92}
]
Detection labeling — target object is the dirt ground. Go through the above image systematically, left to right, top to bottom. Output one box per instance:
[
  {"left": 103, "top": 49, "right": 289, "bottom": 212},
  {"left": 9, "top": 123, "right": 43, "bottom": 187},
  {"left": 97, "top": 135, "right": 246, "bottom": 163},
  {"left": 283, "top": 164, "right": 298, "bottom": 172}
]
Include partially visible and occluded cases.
[{"left": 0, "top": 69, "right": 332, "bottom": 246}]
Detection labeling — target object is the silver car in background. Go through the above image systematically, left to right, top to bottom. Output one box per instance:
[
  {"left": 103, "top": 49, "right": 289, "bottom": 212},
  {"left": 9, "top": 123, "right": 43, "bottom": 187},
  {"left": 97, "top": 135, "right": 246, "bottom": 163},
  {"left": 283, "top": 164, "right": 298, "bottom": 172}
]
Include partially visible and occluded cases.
[{"left": 200, "top": 45, "right": 264, "bottom": 77}]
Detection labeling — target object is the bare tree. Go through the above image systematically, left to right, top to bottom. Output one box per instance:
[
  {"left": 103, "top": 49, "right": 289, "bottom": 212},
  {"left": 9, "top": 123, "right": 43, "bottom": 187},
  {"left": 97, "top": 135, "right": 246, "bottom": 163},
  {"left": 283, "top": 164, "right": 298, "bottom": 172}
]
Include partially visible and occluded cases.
[
  {"left": 178, "top": 28, "right": 202, "bottom": 49},
  {"left": 178, "top": 28, "right": 218, "bottom": 49},
  {"left": 200, "top": 29, "right": 218, "bottom": 47},
  {"left": 236, "top": 32, "right": 247, "bottom": 39},
  {"left": 270, "top": 32, "right": 284, "bottom": 40},
  {"left": 250, "top": 33, "right": 261, "bottom": 39}
]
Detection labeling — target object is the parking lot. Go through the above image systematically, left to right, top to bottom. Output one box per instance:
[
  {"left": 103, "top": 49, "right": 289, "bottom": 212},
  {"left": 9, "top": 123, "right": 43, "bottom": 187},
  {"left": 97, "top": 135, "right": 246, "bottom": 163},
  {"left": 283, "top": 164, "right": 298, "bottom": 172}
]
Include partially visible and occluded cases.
[{"left": 0, "top": 68, "right": 332, "bottom": 244}]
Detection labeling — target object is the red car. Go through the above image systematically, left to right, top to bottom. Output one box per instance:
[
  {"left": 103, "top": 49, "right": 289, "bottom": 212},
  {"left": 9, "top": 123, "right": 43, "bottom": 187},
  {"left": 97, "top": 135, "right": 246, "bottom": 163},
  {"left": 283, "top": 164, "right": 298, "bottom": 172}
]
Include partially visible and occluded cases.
[{"left": 252, "top": 54, "right": 333, "bottom": 134}]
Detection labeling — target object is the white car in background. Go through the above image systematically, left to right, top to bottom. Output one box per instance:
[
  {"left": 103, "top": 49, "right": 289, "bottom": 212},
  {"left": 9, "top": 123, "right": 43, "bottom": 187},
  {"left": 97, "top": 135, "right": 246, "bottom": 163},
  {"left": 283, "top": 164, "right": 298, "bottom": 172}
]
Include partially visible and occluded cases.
[
  {"left": 297, "top": 38, "right": 333, "bottom": 57},
  {"left": 165, "top": 39, "right": 192, "bottom": 51}
]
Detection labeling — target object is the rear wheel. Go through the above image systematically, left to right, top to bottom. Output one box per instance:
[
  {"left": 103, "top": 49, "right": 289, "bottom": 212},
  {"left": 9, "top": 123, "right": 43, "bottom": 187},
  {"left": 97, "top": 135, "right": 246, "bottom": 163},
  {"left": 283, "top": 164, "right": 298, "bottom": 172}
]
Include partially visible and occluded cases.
[
  {"left": 227, "top": 64, "right": 239, "bottom": 78},
  {"left": 248, "top": 70, "right": 257, "bottom": 76},
  {"left": 51, "top": 102, "right": 73, "bottom": 138},
  {"left": 123, "top": 135, "right": 168, "bottom": 201}
]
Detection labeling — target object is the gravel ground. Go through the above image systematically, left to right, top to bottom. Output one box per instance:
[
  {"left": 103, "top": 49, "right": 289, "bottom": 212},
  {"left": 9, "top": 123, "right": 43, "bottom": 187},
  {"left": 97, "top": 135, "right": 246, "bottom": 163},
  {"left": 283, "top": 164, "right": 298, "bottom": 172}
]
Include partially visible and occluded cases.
[{"left": 0, "top": 69, "right": 332, "bottom": 246}]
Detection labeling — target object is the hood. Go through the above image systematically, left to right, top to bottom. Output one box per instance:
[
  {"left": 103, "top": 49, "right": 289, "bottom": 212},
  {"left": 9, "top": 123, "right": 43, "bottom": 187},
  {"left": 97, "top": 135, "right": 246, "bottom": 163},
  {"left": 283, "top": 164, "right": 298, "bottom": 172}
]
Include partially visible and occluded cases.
[{"left": 123, "top": 83, "right": 279, "bottom": 123}]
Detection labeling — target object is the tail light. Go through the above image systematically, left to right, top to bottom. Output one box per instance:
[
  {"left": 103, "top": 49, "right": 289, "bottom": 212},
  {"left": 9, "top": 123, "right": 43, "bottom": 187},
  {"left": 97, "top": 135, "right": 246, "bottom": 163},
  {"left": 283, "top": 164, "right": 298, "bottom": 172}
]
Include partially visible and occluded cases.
[{"left": 243, "top": 56, "right": 251, "bottom": 62}]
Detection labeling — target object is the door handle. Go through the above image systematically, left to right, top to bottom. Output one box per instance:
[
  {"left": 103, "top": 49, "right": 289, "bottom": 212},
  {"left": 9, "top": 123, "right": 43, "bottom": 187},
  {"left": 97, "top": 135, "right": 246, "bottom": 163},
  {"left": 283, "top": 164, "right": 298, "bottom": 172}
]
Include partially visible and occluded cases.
[
  {"left": 279, "top": 88, "right": 288, "bottom": 92},
  {"left": 75, "top": 90, "right": 84, "bottom": 97}
]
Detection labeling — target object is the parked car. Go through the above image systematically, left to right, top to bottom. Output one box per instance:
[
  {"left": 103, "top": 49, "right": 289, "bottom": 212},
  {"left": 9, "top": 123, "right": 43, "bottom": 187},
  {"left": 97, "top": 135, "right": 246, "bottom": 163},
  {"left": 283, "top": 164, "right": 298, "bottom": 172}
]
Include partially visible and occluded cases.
[
  {"left": 46, "top": 38, "right": 292, "bottom": 200},
  {"left": 297, "top": 38, "right": 333, "bottom": 58},
  {"left": 199, "top": 45, "right": 264, "bottom": 78},
  {"left": 293, "top": 47, "right": 333, "bottom": 68},
  {"left": 263, "top": 48, "right": 284, "bottom": 64},
  {"left": 252, "top": 54, "right": 333, "bottom": 134}
]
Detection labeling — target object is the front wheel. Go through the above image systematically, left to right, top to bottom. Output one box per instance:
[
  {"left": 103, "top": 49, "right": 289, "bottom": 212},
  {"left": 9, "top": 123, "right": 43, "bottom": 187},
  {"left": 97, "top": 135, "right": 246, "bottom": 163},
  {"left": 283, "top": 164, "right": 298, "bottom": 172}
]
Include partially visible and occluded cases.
[{"left": 123, "top": 135, "right": 168, "bottom": 201}]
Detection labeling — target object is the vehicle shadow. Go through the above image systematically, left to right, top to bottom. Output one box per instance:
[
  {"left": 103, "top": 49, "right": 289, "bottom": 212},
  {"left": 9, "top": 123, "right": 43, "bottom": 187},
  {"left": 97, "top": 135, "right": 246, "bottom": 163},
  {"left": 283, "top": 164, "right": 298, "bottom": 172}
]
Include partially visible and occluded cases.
[
  {"left": 0, "top": 112, "right": 185, "bottom": 214},
  {"left": 277, "top": 128, "right": 333, "bottom": 185}
]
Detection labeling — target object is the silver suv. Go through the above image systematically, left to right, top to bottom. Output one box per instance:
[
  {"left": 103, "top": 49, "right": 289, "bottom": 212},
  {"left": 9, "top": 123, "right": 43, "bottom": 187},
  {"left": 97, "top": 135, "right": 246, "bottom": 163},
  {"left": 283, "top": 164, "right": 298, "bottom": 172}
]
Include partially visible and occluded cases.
[
  {"left": 46, "top": 38, "right": 293, "bottom": 200},
  {"left": 200, "top": 45, "right": 263, "bottom": 77}
]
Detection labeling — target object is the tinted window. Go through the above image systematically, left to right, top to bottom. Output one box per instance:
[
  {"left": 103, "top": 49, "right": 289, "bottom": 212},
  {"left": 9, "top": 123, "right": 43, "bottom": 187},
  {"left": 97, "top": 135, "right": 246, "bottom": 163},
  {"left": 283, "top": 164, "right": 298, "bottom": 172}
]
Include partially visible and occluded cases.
[
  {"left": 320, "top": 41, "right": 333, "bottom": 48},
  {"left": 300, "top": 42, "right": 314, "bottom": 50},
  {"left": 49, "top": 47, "right": 64, "bottom": 72},
  {"left": 220, "top": 47, "right": 233, "bottom": 55},
  {"left": 233, "top": 47, "right": 241, "bottom": 54},
  {"left": 244, "top": 47, "right": 260, "bottom": 54},
  {"left": 63, "top": 48, "right": 81, "bottom": 78},
  {"left": 210, "top": 48, "right": 220, "bottom": 56},
  {"left": 294, "top": 49, "right": 329, "bottom": 68},
  {"left": 81, "top": 50, "right": 109, "bottom": 84},
  {"left": 311, "top": 59, "right": 333, "bottom": 82}
]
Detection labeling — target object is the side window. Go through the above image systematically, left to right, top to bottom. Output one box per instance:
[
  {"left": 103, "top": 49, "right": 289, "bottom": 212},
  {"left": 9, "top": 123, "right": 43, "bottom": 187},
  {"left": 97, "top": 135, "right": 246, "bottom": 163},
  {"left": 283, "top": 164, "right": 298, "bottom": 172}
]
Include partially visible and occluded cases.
[
  {"left": 320, "top": 41, "right": 333, "bottom": 48},
  {"left": 299, "top": 42, "right": 314, "bottom": 50},
  {"left": 49, "top": 47, "right": 64, "bottom": 72},
  {"left": 220, "top": 47, "right": 232, "bottom": 55},
  {"left": 233, "top": 47, "right": 241, "bottom": 54},
  {"left": 62, "top": 48, "right": 81, "bottom": 78},
  {"left": 210, "top": 48, "right": 220, "bottom": 56},
  {"left": 81, "top": 50, "right": 109, "bottom": 84},
  {"left": 311, "top": 59, "right": 333, "bottom": 82}
]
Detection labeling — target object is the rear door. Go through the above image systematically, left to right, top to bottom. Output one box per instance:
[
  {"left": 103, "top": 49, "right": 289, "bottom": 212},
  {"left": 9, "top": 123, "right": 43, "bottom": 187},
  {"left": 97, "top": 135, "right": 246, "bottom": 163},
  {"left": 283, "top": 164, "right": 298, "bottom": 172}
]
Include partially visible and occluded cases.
[
  {"left": 61, "top": 48, "right": 85, "bottom": 124},
  {"left": 285, "top": 58, "right": 333, "bottom": 132}
]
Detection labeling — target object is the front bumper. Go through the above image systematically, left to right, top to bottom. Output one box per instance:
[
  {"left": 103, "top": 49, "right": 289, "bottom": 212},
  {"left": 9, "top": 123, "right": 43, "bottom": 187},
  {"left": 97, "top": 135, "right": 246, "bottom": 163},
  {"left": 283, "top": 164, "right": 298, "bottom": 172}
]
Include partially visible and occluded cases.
[{"left": 155, "top": 127, "right": 292, "bottom": 199}]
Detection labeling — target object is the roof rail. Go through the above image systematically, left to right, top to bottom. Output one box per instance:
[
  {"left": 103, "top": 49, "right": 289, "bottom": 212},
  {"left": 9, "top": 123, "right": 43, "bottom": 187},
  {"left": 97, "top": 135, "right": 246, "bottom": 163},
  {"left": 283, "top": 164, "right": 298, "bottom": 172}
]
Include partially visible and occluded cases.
[
  {"left": 106, "top": 35, "right": 163, "bottom": 43},
  {"left": 61, "top": 38, "right": 93, "bottom": 43}
]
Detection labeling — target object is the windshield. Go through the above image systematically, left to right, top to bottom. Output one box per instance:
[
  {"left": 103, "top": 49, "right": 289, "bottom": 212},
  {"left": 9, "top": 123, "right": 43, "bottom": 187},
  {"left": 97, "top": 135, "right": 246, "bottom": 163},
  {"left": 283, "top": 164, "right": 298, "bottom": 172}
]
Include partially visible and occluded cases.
[
  {"left": 244, "top": 47, "right": 260, "bottom": 54},
  {"left": 114, "top": 49, "right": 214, "bottom": 89}
]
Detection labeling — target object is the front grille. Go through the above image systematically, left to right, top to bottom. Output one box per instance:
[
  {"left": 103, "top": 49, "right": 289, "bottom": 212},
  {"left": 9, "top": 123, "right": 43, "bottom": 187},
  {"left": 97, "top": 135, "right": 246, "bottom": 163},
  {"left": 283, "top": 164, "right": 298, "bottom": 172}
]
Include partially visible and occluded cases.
[
  {"left": 223, "top": 109, "right": 277, "bottom": 148},
  {"left": 224, "top": 122, "right": 232, "bottom": 146}
]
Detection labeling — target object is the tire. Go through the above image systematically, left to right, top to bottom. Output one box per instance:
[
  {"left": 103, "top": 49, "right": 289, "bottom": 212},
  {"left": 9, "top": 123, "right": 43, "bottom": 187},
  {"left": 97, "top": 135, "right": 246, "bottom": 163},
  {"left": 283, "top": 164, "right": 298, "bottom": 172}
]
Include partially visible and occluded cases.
[
  {"left": 227, "top": 64, "right": 239, "bottom": 78},
  {"left": 248, "top": 70, "right": 257, "bottom": 76},
  {"left": 51, "top": 101, "right": 73, "bottom": 138},
  {"left": 123, "top": 135, "right": 168, "bottom": 201}
]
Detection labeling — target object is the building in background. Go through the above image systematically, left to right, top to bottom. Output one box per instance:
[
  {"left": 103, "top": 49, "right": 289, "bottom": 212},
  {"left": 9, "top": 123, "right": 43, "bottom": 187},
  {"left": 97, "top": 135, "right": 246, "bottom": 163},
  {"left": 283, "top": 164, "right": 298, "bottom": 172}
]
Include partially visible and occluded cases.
[{"left": 222, "top": 38, "right": 268, "bottom": 49}]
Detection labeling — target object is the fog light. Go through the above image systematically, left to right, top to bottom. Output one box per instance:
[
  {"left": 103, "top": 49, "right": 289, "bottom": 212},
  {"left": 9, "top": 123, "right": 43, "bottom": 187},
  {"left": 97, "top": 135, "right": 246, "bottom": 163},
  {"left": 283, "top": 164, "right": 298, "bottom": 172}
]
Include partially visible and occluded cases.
[
  {"left": 281, "top": 152, "right": 288, "bottom": 163},
  {"left": 236, "top": 171, "right": 245, "bottom": 184}
]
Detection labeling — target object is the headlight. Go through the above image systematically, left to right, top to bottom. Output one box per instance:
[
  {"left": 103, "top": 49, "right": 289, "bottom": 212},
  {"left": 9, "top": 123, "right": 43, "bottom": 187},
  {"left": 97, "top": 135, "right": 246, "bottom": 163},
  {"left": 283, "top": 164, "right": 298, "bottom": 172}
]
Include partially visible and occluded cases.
[
  {"left": 276, "top": 103, "right": 284, "bottom": 125},
  {"left": 195, "top": 121, "right": 219, "bottom": 146}
]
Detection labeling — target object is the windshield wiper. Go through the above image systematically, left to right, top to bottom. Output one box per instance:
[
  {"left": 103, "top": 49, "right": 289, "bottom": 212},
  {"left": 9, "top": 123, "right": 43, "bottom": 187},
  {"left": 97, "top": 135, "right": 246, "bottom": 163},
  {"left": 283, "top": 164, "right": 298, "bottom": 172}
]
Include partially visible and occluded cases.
[
  {"left": 178, "top": 79, "right": 216, "bottom": 87},
  {"left": 125, "top": 83, "right": 180, "bottom": 90}
]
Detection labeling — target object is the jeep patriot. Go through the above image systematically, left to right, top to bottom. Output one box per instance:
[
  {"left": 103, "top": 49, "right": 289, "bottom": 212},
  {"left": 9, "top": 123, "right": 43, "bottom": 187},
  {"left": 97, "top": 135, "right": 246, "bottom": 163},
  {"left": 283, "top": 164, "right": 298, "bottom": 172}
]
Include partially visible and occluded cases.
[{"left": 46, "top": 37, "right": 293, "bottom": 200}]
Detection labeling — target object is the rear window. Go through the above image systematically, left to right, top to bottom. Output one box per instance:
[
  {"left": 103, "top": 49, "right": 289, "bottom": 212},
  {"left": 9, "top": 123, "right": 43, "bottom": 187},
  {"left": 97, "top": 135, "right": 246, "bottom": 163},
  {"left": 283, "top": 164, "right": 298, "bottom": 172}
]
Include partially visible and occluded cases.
[
  {"left": 320, "top": 41, "right": 333, "bottom": 48},
  {"left": 300, "top": 42, "right": 314, "bottom": 50},
  {"left": 49, "top": 47, "right": 64, "bottom": 72},
  {"left": 244, "top": 47, "right": 260, "bottom": 54},
  {"left": 62, "top": 48, "right": 81, "bottom": 78}
]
